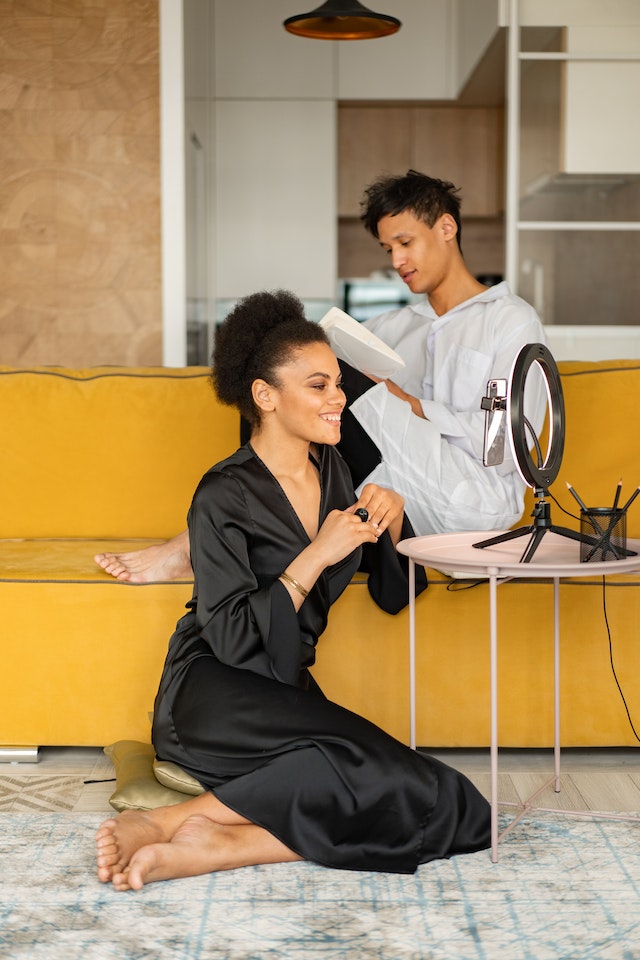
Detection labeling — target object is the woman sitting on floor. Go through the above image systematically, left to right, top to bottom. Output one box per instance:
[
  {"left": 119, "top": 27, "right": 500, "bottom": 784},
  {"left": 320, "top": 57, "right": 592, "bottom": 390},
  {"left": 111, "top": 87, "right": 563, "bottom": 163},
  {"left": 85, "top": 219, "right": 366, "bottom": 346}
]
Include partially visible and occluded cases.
[{"left": 95, "top": 289, "right": 490, "bottom": 891}]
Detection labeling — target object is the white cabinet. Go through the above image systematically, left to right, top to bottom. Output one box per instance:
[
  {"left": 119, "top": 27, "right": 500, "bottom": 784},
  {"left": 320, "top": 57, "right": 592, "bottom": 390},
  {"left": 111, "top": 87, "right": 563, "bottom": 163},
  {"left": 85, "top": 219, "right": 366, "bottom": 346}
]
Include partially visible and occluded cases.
[
  {"left": 184, "top": 1, "right": 338, "bottom": 305},
  {"left": 514, "top": 7, "right": 640, "bottom": 179},
  {"left": 563, "top": 27, "right": 640, "bottom": 174},
  {"left": 215, "top": 100, "right": 336, "bottom": 300}
]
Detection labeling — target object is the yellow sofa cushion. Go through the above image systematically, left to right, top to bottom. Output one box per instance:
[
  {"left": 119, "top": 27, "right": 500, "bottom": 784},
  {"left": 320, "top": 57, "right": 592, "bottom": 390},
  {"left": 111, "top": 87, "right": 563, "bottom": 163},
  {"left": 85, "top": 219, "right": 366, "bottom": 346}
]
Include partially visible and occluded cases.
[
  {"left": 523, "top": 359, "right": 640, "bottom": 538},
  {"left": 0, "top": 366, "right": 239, "bottom": 540},
  {"left": 0, "top": 537, "right": 194, "bottom": 746},
  {"left": 0, "top": 538, "right": 193, "bottom": 582}
]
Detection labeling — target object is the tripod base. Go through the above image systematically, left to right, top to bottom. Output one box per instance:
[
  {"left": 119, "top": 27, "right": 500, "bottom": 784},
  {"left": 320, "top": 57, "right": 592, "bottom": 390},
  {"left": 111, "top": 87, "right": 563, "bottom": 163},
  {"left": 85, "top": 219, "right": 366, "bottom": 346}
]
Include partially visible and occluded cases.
[{"left": 473, "top": 494, "right": 595, "bottom": 564}]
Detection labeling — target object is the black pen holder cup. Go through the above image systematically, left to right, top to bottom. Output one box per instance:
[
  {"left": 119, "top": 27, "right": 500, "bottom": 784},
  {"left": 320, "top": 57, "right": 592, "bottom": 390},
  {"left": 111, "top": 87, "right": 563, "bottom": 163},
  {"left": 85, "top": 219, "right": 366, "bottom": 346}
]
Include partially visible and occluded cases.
[{"left": 580, "top": 508, "right": 627, "bottom": 562}]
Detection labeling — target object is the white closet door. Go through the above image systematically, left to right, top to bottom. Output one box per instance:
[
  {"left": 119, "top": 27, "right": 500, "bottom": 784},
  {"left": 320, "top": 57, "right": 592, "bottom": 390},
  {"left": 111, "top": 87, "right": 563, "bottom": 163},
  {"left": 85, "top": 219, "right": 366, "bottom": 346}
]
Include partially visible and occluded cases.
[{"left": 215, "top": 99, "right": 337, "bottom": 301}]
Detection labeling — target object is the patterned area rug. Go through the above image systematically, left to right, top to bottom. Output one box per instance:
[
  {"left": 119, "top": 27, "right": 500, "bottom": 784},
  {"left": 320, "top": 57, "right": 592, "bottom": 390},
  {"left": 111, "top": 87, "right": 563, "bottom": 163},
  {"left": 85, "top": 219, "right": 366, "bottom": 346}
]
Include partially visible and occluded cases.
[
  {"left": 0, "top": 775, "right": 87, "bottom": 812},
  {"left": 1, "top": 812, "right": 639, "bottom": 959}
]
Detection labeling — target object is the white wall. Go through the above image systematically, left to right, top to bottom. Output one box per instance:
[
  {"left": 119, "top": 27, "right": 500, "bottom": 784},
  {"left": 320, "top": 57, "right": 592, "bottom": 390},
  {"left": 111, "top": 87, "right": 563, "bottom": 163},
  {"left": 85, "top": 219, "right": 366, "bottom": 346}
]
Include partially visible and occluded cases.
[
  {"left": 161, "top": 0, "right": 187, "bottom": 365},
  {"left": 213, "top": 0, "right": 335, "bottom": 98},
  {"left": 337, "top": 0, "right": 455, "bottom": 100},
  {"left": 455, "top": 0, "right": 501, "bottom": 92},
  {"left": 546, "top": 326, "right": 640, "bottom": 361}
]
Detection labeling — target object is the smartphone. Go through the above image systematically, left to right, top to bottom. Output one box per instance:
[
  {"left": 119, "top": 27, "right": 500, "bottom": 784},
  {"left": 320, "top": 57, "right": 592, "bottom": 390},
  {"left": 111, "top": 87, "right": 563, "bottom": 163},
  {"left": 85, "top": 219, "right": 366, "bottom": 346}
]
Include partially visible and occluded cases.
[{"left": 482, "top": 378, "right": 507, "bottom": 467}]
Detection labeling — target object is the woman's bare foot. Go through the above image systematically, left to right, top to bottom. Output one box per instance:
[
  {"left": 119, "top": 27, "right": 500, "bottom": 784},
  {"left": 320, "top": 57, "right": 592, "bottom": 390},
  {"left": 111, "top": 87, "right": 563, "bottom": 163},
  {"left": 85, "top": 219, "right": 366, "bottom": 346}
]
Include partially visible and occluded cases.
[
  {"left": 94, "top": 531, "right": 192, "bottom": 583},
  {"left": 96, "top": 792, "right": 258, "bottom": 884},
  {"left": 96, "top": 810, "right": 171, "bottom": 883},
  {"left": 111, "top": 816, "right": 303, "bottom": 892},
  {"left": 112, "top": 816, "right": 230, "bottom": 890}
]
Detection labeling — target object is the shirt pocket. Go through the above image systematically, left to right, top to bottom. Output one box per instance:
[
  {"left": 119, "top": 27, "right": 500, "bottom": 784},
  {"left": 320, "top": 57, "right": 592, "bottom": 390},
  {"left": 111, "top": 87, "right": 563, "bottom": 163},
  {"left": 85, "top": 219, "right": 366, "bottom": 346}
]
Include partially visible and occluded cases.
[{"left": 434, "top": 343, "right": 492, "bottom": 410}]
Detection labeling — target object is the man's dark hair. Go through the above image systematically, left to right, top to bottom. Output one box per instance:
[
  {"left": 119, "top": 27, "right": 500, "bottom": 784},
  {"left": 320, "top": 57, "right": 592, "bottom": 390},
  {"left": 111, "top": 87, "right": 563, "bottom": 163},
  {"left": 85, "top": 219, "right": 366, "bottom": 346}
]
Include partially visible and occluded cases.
[{"left": 360, "top": 170, "right": 463, "bottom": 250}]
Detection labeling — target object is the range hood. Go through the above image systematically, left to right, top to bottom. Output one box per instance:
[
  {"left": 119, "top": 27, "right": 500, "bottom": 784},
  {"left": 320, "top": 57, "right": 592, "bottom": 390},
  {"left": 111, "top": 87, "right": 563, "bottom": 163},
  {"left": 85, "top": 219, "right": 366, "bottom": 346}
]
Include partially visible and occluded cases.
[{"left": 519, "top": 171, "right": 640, "bottom": 222}]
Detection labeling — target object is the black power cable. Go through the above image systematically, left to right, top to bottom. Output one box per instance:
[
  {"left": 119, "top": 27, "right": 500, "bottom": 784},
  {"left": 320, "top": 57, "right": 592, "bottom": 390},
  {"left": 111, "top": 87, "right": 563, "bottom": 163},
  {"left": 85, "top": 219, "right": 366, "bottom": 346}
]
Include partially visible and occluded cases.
[
  {"left": 544, "top": 491, "right": 639, "bottom": 743},
  {"left": 600, "top": 575, "right": 640, "bottom": 744}
]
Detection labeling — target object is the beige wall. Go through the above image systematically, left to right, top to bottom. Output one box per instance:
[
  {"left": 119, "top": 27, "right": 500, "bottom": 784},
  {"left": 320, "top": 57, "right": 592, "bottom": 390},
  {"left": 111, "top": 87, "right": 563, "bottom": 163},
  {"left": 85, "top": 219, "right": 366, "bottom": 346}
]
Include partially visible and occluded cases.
[{"left": 0, "top": 1, "right": 162, "bottom": 366}]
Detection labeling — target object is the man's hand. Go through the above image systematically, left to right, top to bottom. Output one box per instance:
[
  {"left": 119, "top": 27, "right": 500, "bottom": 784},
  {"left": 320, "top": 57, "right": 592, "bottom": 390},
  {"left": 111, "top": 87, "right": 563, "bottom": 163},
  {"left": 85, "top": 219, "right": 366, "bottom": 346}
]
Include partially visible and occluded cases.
[
  {"left": 367, "top": 375, "right": 426, "bottom": 419},
  {"left": 383, "top": 379, "right": 426, "bottom": 419}
]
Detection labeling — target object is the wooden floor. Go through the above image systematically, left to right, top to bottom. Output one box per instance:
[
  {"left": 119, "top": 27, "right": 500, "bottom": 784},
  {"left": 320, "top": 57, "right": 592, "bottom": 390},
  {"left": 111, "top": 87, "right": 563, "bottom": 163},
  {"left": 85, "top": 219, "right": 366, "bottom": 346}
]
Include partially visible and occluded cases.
[{"left": 1, "top": 746, "right": 639, "bottom": 815}]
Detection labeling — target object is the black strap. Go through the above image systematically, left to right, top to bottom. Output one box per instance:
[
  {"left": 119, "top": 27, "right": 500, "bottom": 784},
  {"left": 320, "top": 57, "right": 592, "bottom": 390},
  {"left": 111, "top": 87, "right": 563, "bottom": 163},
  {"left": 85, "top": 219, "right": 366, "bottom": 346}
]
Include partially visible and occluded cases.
[{"left": 336, "top": 361, "right": 382, "bottom": 488}]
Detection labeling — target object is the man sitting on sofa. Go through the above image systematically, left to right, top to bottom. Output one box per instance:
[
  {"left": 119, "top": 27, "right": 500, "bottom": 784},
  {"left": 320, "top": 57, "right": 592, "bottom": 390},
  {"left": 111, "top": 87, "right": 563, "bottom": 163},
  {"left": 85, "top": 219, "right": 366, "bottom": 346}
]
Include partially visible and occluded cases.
[{"left": 96, "top": 170, "right": 547, "bottom": 583}]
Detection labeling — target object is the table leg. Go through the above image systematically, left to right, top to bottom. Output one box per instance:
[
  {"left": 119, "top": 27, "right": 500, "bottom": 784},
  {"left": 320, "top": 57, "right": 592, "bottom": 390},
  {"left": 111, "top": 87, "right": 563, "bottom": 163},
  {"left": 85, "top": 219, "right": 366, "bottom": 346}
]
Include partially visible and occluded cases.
[
  {"left": 409, "top": 558, "right": 416, "bottom": 751},
  {"left": 489, "top": 570, "right": 499, "bottom": 863},
  {"left": 554, "top": 576, "right": 561, "bottom": 792}
]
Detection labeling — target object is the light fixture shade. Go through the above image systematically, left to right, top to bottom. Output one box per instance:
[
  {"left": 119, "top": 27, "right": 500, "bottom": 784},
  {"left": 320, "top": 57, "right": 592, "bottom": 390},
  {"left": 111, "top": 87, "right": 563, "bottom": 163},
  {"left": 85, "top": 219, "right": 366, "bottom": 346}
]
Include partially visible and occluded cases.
[{"left": 283, "top": 0, "right": 401, "bottom": 41}]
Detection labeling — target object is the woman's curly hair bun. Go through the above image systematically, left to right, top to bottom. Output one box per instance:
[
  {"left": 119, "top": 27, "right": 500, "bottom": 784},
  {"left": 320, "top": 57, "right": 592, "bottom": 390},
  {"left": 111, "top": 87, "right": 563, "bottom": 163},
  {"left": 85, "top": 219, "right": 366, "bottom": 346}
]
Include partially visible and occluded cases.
[{"left": 211, "top": 289, "right": 329, "bottom": 427}]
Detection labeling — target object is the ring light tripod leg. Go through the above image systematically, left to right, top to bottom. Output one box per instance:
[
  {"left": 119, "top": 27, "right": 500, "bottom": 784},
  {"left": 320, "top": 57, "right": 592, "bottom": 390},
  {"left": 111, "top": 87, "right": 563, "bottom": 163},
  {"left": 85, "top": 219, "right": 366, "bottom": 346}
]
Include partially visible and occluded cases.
[
  {"left": 473, "top": 526, "right": 535, "bottom": 550},
  {"left": 519, "top": 526, "right": 549, "bottom": 564}
]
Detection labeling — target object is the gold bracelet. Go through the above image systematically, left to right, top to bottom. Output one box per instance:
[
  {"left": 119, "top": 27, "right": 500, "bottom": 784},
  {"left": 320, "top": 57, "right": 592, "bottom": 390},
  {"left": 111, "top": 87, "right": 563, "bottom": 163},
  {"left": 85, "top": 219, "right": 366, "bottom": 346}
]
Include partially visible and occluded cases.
[{"left": 279, "top": 571, "right": 309, "bottom": 599}]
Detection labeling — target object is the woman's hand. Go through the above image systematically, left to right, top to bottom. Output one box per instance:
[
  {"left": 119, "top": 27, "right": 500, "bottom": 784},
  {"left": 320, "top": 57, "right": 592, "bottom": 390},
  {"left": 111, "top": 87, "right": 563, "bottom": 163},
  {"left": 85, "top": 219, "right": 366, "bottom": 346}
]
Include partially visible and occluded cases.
[
  {"left": 353, "top": 484, "right": 405, "bottom": 546},
  {"left": 279, "top": 489, "right": 405, "bottom": 611},
  {"left": 312, "top": 507, "right": 381, "bottom": 568},
  {"left": 279, "top": 508, "right": 382, "bottom": 610}
]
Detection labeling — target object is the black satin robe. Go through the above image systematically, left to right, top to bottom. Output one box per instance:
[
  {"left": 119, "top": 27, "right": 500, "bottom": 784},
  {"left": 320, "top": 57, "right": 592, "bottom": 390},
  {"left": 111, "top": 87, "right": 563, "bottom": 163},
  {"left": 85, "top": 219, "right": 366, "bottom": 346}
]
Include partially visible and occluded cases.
[{"left": 152, "top": 443, "right": 490, "bottom": 874}]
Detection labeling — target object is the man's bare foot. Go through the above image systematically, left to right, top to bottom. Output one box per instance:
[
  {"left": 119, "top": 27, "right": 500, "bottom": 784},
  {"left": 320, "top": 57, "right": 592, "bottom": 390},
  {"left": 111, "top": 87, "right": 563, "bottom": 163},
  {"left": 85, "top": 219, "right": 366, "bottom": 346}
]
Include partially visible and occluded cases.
[{"left": 94, "top": 531, "right": 192, "bottom": 583}]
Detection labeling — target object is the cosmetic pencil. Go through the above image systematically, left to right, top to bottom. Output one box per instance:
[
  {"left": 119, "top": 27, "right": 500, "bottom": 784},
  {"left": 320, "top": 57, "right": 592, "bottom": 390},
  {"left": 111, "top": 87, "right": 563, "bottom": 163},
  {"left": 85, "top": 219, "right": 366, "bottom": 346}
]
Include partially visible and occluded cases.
[
  {"left": 612, "top": 478, "right": 622, "bottom": 511},
  {"left": 566, "top": 482, "right": 588, "bottom": 513},
  {"left": 620, "top": 485, "right": 640, "bottom": 514}
]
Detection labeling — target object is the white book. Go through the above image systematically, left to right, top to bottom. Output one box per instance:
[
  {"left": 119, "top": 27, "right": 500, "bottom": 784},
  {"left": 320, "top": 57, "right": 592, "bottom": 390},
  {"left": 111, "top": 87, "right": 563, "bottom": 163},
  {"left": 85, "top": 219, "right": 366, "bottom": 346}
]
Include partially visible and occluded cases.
[{"left": 319, "top": 307, "right": 405, "bottom": 380}]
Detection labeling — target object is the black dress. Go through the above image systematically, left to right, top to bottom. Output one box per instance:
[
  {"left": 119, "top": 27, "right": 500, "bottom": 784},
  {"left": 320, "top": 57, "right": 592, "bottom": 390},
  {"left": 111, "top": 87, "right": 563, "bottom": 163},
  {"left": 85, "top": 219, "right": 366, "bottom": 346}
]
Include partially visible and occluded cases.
[{"left": 152, "top": 443, "right": 490, "bottom": 874}]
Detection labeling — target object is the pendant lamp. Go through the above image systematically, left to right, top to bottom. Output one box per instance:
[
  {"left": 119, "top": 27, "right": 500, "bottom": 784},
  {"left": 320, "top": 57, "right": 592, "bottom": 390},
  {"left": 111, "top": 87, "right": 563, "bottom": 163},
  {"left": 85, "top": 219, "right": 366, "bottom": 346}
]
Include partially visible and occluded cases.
[{"left": 283, "top": 1, "right": 401, "bottom": 41}]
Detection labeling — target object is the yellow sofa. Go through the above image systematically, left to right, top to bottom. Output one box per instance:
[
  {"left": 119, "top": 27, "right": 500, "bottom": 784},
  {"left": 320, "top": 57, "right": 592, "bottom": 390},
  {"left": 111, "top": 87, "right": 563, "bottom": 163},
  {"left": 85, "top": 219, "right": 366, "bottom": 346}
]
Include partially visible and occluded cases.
[{"left": 1, "top": 361, "right": 639, "bottom": 753}]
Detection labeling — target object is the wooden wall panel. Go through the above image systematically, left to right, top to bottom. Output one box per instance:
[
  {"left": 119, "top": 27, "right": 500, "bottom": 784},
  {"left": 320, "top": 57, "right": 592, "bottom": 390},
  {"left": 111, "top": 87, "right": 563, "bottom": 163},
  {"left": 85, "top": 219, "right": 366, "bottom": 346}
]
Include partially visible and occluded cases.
[
  {"left": 0, "top": 1, "right": 162, "bottom": 366},
  {"left": 338, "top": 107, "right": 412, "bottom": 217}
]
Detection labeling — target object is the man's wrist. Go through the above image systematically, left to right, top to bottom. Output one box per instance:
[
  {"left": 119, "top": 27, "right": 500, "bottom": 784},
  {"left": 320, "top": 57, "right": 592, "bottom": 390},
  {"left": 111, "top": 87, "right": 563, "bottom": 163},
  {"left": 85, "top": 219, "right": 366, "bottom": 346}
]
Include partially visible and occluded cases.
[{"left": 408, "top": 394, "right": 426, "bottom": 419}]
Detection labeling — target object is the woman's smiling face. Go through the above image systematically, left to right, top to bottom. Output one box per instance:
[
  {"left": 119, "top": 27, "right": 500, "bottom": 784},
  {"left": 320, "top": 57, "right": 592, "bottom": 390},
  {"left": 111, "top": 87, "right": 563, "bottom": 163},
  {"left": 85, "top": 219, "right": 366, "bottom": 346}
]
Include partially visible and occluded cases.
[{"left": 266, "top": 341, "right": 345, "bottom": 446}]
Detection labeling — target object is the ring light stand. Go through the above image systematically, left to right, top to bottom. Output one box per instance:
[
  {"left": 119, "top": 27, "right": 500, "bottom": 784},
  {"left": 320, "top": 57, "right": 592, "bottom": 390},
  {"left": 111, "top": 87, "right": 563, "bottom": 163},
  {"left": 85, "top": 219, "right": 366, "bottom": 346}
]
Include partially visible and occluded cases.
[{"left": 474, "top": 343, "right": 595, "bottom": 563}]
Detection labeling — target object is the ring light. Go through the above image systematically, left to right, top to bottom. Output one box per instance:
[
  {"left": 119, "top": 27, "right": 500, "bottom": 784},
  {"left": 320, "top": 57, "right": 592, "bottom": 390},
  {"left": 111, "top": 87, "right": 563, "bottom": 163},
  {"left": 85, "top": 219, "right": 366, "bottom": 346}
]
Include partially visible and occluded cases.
[
  {"left": 474, "top": 342, "right": 593, "bottom": 563},
  {"left": 508, "top": 342, "right": 564, "bottom": 490}
]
